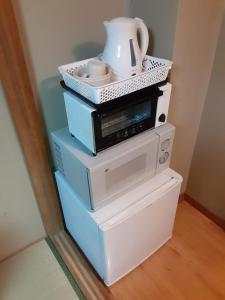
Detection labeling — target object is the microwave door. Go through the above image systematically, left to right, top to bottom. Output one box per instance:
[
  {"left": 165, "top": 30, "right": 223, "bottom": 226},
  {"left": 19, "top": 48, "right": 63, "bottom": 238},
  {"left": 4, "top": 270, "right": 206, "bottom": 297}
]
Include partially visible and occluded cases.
[{"left": 89, "top": 133, "right": 159, "bottom": 210}]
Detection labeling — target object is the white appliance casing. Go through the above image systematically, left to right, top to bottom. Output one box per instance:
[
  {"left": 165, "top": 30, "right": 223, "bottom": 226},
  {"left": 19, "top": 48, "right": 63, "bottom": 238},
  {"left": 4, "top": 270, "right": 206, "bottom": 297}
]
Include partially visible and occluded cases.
[
  {"left": 101, "top": 17, "right": 149, "bottom": 79},
  {"left": 64, "top": 83, "right": 172, "bottom": 154},
  {"left": 156, "top": 83, "right": 172, "bottom": 127},
  {"left": 51, "top": 123, "right": 175, "bottom": 211},
  {"left": 55, "top": 168, "right": 182, "bottom": 286}
]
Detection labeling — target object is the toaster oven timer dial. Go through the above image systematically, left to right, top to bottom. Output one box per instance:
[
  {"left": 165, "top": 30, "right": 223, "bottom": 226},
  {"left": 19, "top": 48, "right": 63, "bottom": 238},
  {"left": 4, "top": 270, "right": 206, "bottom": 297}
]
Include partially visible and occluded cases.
[{"left": 158, "top": 113, "right": 166, "bottom": 123}]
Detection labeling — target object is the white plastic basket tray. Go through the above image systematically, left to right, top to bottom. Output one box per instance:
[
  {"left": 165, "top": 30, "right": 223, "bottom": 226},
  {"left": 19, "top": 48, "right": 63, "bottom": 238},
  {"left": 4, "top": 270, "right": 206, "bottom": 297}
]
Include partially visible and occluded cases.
[{"left": 58, "top": 55, "right": 172, "bottom": 104}]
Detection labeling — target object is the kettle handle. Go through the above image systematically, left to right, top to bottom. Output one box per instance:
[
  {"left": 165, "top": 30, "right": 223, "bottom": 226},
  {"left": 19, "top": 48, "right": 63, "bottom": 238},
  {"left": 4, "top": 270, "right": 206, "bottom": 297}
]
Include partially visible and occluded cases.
[{"left": 135, "top": 18, "right": 149, "bottom": 60}]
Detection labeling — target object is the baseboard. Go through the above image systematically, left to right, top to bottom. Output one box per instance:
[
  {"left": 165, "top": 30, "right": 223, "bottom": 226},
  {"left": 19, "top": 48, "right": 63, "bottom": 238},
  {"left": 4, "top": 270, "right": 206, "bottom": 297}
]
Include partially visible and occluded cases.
[
  {"left": 179, "top": 193, "right": 185, "bottom": 202},
  {"left": 184, "top": 193, "right": 225, "bottom": 231},
  {"left": 51, "top": 230, "right": 112, "bottom": 300}
]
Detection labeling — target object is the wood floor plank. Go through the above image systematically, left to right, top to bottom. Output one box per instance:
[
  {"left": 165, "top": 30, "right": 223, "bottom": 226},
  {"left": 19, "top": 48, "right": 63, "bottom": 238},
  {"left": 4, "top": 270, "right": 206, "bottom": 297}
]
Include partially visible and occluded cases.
[{"left": 109, "top": 201, "right": 225, "bottom": 300}]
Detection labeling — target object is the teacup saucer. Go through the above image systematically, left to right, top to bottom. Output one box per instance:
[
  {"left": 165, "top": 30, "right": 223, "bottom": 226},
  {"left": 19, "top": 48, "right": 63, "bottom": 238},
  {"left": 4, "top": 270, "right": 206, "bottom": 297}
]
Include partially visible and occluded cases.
[{"left": 72, "top": 66, "right": 112, "bottom": 87}]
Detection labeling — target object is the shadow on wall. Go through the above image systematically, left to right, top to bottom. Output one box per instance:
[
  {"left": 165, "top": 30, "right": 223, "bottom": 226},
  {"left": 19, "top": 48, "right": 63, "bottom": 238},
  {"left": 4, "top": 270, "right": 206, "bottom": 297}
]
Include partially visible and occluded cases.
[
  {"left": 128, "top": 0, "right": 179, "bottom": 59},
  {"left": 135, "top": 27, "right": 154, "bottom": 55},
  {"left": 147, "top": 28, "right": 154, "bottom": 55},
  {"left": 73, "top": 41, "right": 103, "bottom": 60},
  {"left": 39, "top": 42, "right": 103, "bottom": 151},
  {"left": 39, "top": 75, "right": 67, "bottom": 138}
]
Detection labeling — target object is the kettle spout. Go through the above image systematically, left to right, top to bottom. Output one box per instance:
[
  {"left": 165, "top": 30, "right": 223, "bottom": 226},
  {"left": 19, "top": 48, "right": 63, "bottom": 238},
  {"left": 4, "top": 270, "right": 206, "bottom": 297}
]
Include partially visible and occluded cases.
[{"left": 103, "top": 20, "right": 112, "bottom": 35}]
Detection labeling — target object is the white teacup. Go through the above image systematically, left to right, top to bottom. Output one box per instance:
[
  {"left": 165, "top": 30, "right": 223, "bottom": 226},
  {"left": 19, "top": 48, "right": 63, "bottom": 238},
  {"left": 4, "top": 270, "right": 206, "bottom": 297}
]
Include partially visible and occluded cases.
[{"left": 80, "top": 59, "right": 107, "bottom": 78}]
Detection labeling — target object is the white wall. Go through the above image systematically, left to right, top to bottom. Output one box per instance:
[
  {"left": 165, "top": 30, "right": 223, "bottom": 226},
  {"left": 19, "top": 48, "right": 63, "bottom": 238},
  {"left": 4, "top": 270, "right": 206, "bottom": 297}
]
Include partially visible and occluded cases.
[
  {"left": 15, "top": 0, "right": 128, "bottom": 142},
  {"left": 128, "top": 0, "right": 179, "bottom": 59},
  {"left": 128, "top": 0, "right": 225, "bottom": 193},
  {"left": 169, "top": 0, "right": 225, "bottom": 192},
  {"left": 186, "top": 12, "right": 225, "bottom": 219},
  {"left": 0, "top": 82, "right": 45, "bottom": 261}
]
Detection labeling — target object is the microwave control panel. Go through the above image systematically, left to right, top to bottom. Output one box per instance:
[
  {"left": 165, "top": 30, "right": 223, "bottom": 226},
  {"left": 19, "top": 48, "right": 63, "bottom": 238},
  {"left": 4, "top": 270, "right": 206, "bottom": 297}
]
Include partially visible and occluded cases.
[
  {"left": 156, "top": 124, "right": 175, "bottom": 174},
  {"left": 159, "top": 138, "right": 171, "bottom": 165}
]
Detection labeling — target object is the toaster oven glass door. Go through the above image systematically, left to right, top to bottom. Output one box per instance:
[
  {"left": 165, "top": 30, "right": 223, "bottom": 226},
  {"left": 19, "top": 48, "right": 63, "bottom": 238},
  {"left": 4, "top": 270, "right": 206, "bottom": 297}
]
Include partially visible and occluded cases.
[
  {"left": 94, "top": 96, "right": 158, "bottom": 152},
  {"left": 101, "top": 101, "right": 151, "bottom": 138}
]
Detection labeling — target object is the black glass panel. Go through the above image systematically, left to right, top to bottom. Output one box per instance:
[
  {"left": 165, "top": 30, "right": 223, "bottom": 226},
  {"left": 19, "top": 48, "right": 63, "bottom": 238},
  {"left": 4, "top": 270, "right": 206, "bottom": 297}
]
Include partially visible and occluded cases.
[{"left": 101, "top": 101, "right": 151, "bottom": 137}]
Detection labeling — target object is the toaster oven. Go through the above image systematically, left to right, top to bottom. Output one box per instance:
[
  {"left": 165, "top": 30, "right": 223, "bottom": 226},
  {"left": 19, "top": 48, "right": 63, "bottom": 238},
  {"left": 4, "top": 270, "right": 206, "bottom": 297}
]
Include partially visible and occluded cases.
[{"left": 63, "top": 82, "right": 172, "bottom": 155}]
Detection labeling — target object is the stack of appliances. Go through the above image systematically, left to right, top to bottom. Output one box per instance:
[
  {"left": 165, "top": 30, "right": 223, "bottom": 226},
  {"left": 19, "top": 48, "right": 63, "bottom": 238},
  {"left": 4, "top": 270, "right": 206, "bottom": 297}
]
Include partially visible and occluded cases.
[{"left": 52, "top": 17, "right": 182, "bottom": 286}]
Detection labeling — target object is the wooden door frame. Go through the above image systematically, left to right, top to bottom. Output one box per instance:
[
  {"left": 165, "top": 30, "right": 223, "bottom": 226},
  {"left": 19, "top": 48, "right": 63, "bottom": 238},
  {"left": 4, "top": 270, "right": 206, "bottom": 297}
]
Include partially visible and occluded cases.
[
  {"left": 0, "top": 0, "right": 62, "bottom": 237},
  {"left": 0, "top": 1, "right": 111, "bottom": 299}
]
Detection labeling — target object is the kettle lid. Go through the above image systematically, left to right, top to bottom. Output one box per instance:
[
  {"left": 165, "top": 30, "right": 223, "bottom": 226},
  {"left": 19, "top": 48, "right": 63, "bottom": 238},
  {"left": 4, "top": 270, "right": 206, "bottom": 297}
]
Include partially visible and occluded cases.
[{"left": 108, "top": 17, "right": 137, "bottom": 24}]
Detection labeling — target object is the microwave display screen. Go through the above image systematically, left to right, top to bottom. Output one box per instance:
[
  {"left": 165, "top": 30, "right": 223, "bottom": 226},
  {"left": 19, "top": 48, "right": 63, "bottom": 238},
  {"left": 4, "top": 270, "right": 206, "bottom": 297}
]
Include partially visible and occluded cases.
[{"left": 101, "top": 101, "right": 151, "bottom": 137}]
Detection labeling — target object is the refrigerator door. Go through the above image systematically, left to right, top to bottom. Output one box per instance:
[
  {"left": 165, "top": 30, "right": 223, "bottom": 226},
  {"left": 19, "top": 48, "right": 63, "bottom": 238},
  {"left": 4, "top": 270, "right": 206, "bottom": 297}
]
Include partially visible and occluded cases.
[{"left": 100, "top": 174, "right": 182, "bottom": 286}]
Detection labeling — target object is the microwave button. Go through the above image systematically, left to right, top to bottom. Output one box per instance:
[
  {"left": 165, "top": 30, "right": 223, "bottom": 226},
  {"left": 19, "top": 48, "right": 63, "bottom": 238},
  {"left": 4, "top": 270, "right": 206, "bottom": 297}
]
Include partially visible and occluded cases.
[
  {"left": 161, "top": 139, "right": 170, "bottom": 151},
  {"left": 159, "top": 151, "right": 169, "bottom": 164},
  {"left": 159, "top": 155, "right": 166, "bottom": 164}
]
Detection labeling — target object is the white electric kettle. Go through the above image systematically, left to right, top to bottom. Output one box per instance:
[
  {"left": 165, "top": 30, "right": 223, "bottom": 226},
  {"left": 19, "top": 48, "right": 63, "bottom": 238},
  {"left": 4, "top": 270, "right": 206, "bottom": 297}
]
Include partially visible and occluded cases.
[{"left": 101, "top": 17, "right": 149, "bottom": 79}]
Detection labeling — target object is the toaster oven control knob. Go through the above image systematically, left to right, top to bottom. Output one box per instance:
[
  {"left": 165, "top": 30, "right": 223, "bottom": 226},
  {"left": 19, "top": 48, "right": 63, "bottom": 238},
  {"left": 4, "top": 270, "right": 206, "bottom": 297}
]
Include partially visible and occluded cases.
[
  {"left": 158, "top": 113, "right": 166, "bottom": 123},
  {"left": 131, "top": 128, "right": 136, "bottom": 134},
  {"left": 159, "top": 151, "right": 169, "bottom": 164}
]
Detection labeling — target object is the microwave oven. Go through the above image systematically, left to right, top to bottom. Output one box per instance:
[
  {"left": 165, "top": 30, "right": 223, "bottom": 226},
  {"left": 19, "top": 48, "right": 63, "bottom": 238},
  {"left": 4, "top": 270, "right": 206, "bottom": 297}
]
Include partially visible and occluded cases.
[
  {"left": 63, "top": 82, "right": 172, "bottom": 155},
  {"left": 51, "top": 123, "right": 175, "bottom": 211}
]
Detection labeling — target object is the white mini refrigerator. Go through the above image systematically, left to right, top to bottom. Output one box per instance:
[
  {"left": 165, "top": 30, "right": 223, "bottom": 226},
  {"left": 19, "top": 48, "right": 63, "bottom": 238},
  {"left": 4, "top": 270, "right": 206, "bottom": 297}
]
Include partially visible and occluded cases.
[{"left": 55, "top": 168, "right": 182, "bottom": 286}]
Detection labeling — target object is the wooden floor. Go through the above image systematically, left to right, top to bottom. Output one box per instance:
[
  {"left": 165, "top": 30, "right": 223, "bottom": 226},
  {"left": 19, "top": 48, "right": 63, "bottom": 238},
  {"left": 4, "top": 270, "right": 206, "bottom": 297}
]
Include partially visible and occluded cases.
[{"left": 108, "top": 201, "right": 225, "bottom": 300}]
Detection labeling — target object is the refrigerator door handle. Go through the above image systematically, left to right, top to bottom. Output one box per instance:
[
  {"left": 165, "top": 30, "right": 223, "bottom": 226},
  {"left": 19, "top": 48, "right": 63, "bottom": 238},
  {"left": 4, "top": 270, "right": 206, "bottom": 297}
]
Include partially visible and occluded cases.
[{"left": 101, "top": 177, "right": 180, "bottom": 230}]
